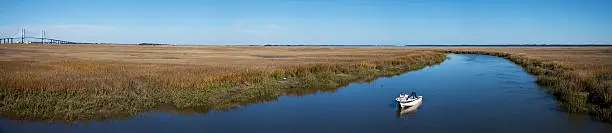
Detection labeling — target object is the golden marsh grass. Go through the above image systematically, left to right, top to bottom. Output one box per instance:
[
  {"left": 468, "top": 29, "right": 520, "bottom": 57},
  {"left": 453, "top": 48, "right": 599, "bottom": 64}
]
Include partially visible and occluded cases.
[
  {"left": 0, "top": 44, "right": 445, "bottom": 121},
  {"left": 2, "top": 44, "right": 610, "bottom": 122}
]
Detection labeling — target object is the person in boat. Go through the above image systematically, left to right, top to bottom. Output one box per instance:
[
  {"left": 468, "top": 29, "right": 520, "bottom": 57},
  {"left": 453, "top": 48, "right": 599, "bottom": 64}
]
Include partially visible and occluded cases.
[{"left": 409, "top": 92, "right": 417, "bottom": 99}]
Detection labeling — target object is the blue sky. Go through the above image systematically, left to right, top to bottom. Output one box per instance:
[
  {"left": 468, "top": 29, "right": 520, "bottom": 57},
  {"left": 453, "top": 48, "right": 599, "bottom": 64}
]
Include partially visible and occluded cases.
[{"left": 1, "top": 0, "right": 611, "bottom": 45}]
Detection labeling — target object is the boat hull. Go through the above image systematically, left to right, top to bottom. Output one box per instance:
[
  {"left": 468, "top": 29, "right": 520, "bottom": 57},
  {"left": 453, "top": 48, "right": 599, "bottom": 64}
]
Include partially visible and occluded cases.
[
  {"left": 398, "top": 96, "right": 423, "bottom": 108},
  {"left": 397, "top": 100, "right": 423, "bottom": 116}
]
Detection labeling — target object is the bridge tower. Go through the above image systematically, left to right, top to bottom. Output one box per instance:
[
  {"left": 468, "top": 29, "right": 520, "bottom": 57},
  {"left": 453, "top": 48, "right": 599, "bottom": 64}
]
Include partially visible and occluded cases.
[
  {"left": 21, "top": 29, "right": 25, "bottom": 44},
  {"left": 41, "top": 30, "right": 46, "bottom": 44}
]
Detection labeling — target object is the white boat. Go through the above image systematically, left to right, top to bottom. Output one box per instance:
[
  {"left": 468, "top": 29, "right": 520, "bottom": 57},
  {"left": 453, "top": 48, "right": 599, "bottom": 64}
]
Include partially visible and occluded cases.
[{"left": 395, "top": 93, "right": 423, "bottom": 108}]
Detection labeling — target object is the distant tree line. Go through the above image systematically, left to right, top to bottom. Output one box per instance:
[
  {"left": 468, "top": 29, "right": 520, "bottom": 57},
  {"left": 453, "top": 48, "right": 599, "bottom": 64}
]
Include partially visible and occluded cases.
[{"left": 138, "top": 43, "right": 170, "bottom": 45}]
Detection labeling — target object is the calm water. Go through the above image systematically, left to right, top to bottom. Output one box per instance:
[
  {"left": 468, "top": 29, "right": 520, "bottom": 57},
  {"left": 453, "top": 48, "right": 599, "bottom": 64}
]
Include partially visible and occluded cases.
[{"left": 2, "top": 54, "right": 611, "bottom": 133}]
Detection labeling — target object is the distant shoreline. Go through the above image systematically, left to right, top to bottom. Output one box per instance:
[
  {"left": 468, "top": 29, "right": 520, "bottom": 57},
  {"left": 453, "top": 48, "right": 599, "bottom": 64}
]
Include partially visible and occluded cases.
[
  {"left": 4, "top": 43, "right": 611, "bottom": 47},
  {"left": 177, "top": 44, "right": 612, "bottom": 47},
  {"left": 234, "top": 44, "right": 612, "bottom": 47}
]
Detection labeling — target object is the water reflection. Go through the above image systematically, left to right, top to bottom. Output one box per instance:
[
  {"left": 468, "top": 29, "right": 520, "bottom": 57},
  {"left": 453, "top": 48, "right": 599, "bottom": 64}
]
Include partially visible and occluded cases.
[{"left": 396, "top": 101, "right": 423, "bottom": 118}]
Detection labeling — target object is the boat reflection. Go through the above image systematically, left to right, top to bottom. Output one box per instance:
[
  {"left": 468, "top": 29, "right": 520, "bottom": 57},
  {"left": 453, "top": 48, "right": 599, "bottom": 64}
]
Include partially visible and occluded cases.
[{"left": 396, "top": 101, "right": 423, "bottom": 117}]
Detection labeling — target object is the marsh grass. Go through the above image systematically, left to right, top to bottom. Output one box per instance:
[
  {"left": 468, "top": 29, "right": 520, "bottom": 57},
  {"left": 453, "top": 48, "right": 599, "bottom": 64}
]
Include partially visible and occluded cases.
[
  {"left": 0, "top": 44, "right": 445, "bottom": 122},
  {"left": 6, "top": 44, "right": 607, "bottom": 122},
  {"left": 441, "top": 48, "right": 612, "bottom": 122}
]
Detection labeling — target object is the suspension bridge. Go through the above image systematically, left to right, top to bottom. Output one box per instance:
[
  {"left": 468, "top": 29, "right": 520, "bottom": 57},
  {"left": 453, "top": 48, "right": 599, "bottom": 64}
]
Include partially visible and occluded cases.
[{"left": 0, "top": 29, "right": 86, "bottom": 44}]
